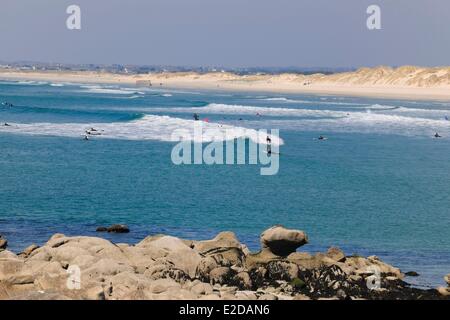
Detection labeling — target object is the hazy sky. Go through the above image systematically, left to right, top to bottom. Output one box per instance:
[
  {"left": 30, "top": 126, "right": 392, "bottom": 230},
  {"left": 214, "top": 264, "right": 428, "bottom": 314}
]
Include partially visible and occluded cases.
[{"left": 0, "top": 0, "right": 449, "bottom": 68}]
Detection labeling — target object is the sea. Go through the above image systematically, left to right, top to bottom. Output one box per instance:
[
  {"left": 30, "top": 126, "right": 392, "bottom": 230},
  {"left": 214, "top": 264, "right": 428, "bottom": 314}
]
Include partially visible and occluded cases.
[{"left": 0, "top": 79, "right": 449, "bottom": 288}]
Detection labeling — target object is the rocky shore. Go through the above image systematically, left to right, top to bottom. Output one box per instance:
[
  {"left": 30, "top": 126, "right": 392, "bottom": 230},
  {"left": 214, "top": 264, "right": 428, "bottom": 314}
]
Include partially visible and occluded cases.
[{"left": 0, "top": 226, "right": 448, "bottom": 300}]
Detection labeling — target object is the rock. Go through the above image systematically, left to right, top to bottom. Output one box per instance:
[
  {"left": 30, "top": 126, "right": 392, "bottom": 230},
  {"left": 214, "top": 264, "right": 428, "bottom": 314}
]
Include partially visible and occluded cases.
[
  {"left": 107, "top": 224, "right": 130, "bottom": 233},
  {"left": 260, "top": 225, "right": 308, "bottom": 256},
  {"left": 0, "top": 227, "right": 442, "bottom": 300},
  {"left": 96, "top": 227, "right": 107, "bottom": 232},
  {"left": 193, "top": 232, "right": 245, "bottom": 267},
  {"left": 142, "top": 236, "right": 201, "bottom": 278},
  {"left": 0, "top": 237, "right": 7, "bottom": 250},
  {"left": 21, "top": 244, "right": 39, "bottom": 257},
  {"left": 326, "top": 247, "right": 345, "bottom": 262},
  {"left": 245, "top": 249, "right": 281, "bottom": 269},
  {"left": 287, "top": 252, "right": 335, "bottom": 270},
  {"left": 83, "top": 258, "right": 135, "bottom": 283},
  {"left": 0, "top": 259, "right": 26, "bottom": 281},
  {"left": 266, "top": 261, "right": 299, "bottom": 282},
  {"left": 209, "top": 267, "right": 236, "bottom": 285},
  {"left": 234, "top": 271, "right": 252, "bottom": 290},
  {"left": 405, "top": 271, "right": 419, "bottom": 277},
  {"left": 445, "top": 274, "right": 450, "bottom": 286},
  {"left": 149, "top": 278, "right": 181, "bottom": 294},
  {"left": 191, "top": 282, "right": 214, "bottom": 295},
  {"left": 84, "top": 285, "right": 106, "bottom": 300},
  {"left": 437, "top": 286, "right": 450, "bottom": 297},
  {"left": 235, "top": 290, "right": 257, "bottom": 300},
  {"left": 10, "top": 291, "right": 71, "bottom": 300},
  {"left": 258, "top": 293, "right": 278, "bottom": 300},
  {"left": 199, "top": 294, "right": 222, "bottom": 300},
  {"left": 293, "top": 294, "right": 311, "bottom": 300}
]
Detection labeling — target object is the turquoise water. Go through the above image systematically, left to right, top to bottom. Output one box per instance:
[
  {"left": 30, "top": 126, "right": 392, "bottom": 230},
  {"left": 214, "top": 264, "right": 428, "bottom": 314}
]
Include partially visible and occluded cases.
[{"left": 0, "top": 80, "right": 449, "bottom": 288}]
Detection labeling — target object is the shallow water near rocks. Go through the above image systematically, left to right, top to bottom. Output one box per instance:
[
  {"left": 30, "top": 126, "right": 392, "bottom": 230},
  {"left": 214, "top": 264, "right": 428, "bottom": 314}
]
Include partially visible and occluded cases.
[{"left": 0, "top": 81, "right": 449, "bottom": 288}]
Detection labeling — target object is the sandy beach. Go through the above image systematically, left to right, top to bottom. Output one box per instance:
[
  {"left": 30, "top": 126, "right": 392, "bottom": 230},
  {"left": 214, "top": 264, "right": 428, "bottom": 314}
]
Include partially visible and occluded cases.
[{"left": 1, "top": 65, "right": 450, "bottom": 101}]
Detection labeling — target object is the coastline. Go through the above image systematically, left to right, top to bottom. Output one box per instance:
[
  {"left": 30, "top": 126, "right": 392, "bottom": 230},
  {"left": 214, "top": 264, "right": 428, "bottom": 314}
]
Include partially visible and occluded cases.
[
  {"left": 2, "top": 66, "right": 450, "bottom": 101},
  {"left": 0, "top": 225, "right": 449, "bottom": 300}
]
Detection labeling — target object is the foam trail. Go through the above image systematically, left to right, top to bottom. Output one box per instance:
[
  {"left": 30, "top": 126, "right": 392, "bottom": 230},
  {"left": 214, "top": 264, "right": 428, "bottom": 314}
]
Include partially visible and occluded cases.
[{"left": 0, "top": 115, "right": 284, "bottom": 146}]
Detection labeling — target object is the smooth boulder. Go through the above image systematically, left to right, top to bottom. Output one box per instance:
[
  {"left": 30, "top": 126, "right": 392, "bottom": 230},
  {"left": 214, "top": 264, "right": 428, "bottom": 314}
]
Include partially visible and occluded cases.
[{"left": 260, "top": 226, "right": 308, "bottom": 256}]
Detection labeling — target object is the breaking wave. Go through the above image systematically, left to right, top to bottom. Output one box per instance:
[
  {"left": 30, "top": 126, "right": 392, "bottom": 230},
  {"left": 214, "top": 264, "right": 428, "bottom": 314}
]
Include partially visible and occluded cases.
[{"left": 0, "top": 115, "right": 284, "bottom": 146}]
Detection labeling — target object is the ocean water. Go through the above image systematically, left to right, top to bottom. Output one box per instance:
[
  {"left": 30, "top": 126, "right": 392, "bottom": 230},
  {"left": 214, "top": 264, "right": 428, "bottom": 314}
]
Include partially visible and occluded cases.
[{"left": 0, "top": 80, "right": 449, "bottom": 288}]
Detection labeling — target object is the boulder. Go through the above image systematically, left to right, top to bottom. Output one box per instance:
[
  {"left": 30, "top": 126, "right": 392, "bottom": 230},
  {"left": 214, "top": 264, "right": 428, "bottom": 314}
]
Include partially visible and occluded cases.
[
  {"left": 107, "top": 224, "right": 130, "bottom": 233},
  {"left": 260, "top": 226, "right": 308, "bottom": 256},
  {"left": 96, "top": 227, "right": 107, "bottom": 232},
  {"left": 193, "top": 232, "right": 246, "bottom": 267},
  {"left": 141, "top": 236, "right": 201, "bottom": 278},
  {"left": 0, "top": 237, "right": 7, "bottom": 250},
  {"left": 20, "top": 244, "right": 39, "bottom": 257},
  {"left": 326, "top": 247, "right": 345, "bottom": 262},
  {"left": 245, "top": 249, "right": 281, "bottom": 269},
  {"left": 287, "top": 252, "right": 336, "bottom": 270},
  {"left": 0, "top": 258, "right": 26, "bottom": 281},
  {"left": 83, "top": 258, "right": 134, "bottom": 281},
  {"left": 265, "top": 261, "right": 299, "bottom": 282},
  {"left": 209, "top": 267, "right": 236, "bottom": 285},
  {"left": 234, "top": 271, "right": 252, "bottom": 290},
  {"left": 148, "top": 278, "right": 181, "bottom": 294},
  {"left": 191, "top": 282, "right": 214, "bottom": 295},
  {"left": 437, "top": 286, "right": 450, "bottom": 297}
]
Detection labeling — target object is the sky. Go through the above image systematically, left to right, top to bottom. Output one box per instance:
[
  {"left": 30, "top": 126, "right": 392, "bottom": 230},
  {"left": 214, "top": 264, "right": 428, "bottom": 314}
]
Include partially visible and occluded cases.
[{"left": 0, "top": 0, "right": 449, "bottom": 68}]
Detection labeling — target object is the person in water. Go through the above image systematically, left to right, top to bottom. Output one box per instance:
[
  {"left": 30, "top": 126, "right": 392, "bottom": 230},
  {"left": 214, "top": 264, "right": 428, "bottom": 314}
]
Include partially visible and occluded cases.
[
  {"left": 193, "top": 113, "right": 200, "bottom": 121},
  {"left": 3, "top": 123, "right": 11, "bottom": 126},
  {"left": 435, "top": 132, "right": 442, "bottom": 138},
  {"left": 84, "top": 135, "right": 89, "bottom": 141},
  {"left": 266, "top": 135, "right": 272, "bottom": 155},
  {"left": 318, "top": 135, "right": 326, "bottom": 140}
]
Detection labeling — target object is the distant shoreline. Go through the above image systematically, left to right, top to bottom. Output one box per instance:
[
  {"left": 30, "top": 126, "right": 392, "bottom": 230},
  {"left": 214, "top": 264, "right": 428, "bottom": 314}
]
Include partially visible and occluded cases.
[{"left": 2, "top": 66, "right": 450, "bottom": 101}]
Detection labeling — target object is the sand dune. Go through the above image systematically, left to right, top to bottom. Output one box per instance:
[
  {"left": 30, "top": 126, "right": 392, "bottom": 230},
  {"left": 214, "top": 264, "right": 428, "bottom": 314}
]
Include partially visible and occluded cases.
[{"left": 2, "top": 66, "right": 450, "bottom": 100}]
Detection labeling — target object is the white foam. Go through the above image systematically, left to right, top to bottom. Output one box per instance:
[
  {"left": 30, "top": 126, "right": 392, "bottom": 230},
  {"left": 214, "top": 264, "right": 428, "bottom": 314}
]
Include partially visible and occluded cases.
[
  {"left": 83, "top": 88, "right": 134, "bottom": 95},
  {"left": 258, "top": 97, "right": 367, "bottom": 106},
  {"left": 149, "top": 103, "right": 347, "bottom": 118},
  {"left": 242, "top": 111, "right": 450, "bottom": 138},
  {"left": 0, "top": 115, "right": 284, "bottom": 146}
]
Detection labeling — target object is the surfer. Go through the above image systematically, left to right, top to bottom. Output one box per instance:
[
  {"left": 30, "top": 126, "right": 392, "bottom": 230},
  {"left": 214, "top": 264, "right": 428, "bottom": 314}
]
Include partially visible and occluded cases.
[
  {"left": 193, "top": 113, "right": 200, "bottom": 121},
  {"left": 3, "top": 123, "right": 11, "bottom": 126},
  {"left": 434, "top": 132, "right": 442, "bottom": 138},
  {"left": 83, "top": 135, "right": 89, "bottom": 141},
  {"left": 266, "top": 135, "right": 272, "bottom": 155},
  {"left": 318, "top": 135, "right": 326, "bottom": 140}
]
